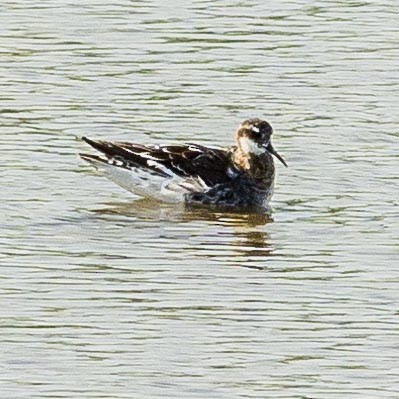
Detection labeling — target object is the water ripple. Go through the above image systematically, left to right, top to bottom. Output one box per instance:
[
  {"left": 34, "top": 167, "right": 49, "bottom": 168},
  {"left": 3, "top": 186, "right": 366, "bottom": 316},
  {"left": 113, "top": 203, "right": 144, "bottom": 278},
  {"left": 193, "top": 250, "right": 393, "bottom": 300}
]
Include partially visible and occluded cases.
[{"left": 2, "top": 0, "right": 399, "bottom": 398}]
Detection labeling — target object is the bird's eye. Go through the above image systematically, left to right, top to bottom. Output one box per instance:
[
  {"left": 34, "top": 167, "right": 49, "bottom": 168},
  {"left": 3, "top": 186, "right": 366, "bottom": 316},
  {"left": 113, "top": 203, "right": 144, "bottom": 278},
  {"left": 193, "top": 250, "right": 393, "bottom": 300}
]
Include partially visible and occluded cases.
[{"left": 250, "top": 125, "right": 261, "bottom": 136}]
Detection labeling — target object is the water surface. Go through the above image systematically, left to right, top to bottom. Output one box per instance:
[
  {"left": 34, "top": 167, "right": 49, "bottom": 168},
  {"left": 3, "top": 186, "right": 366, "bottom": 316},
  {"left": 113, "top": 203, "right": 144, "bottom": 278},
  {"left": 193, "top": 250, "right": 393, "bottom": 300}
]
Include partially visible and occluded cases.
[{"left": 1, "top": 0, "right": 399, "bottom": 398}]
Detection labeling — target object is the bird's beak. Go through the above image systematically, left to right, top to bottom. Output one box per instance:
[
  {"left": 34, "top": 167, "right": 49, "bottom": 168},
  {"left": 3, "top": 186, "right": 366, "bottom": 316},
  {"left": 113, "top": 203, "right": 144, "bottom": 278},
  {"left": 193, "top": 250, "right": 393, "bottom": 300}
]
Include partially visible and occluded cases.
[{"left": 265, "top": 142, "right": 287, "bottom": 167}]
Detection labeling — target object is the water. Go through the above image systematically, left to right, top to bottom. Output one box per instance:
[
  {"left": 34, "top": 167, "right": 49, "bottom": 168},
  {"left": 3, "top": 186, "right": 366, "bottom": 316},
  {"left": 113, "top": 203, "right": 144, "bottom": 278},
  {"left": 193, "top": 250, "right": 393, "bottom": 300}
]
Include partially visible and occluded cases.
[{"left": 1, "top": 0, "right": 399, "bottom": 397}]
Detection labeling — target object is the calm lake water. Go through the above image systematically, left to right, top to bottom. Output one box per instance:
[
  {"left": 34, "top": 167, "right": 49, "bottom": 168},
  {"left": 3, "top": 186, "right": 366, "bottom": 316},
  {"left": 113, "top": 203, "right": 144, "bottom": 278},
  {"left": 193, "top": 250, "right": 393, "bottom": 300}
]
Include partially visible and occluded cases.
[{"left": 2, "top": 1, "right": 399, "bottom": 398}]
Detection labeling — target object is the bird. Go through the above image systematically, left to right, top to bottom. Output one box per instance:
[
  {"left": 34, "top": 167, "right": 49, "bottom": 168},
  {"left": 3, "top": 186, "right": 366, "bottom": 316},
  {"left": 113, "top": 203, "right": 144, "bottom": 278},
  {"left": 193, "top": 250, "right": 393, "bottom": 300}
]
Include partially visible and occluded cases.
[{"left": 79, "top": 118, "right": 287, "bottom": 209}]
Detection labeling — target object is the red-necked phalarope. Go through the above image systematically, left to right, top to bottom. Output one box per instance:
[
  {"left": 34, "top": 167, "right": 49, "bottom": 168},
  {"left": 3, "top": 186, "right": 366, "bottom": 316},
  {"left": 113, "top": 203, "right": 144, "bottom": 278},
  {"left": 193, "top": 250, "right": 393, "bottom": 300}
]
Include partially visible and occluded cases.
[{"left": 80, "top": 118, "right": 287, "bottom": 209}]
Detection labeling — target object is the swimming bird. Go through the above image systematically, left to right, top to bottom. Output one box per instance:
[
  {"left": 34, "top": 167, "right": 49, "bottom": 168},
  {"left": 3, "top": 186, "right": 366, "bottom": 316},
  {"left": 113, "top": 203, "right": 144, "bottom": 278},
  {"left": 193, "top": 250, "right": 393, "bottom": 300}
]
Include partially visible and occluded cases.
[{"left": 80, "top": 118, "right": 287, "bottom": 209}]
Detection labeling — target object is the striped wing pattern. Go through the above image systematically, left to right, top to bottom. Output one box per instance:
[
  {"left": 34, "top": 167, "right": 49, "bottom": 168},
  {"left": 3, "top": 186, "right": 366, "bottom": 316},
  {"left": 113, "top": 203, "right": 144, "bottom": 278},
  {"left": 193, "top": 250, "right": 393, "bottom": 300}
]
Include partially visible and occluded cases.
[{"left": 80, "top": 137, "right": 233, "bottom": 188}]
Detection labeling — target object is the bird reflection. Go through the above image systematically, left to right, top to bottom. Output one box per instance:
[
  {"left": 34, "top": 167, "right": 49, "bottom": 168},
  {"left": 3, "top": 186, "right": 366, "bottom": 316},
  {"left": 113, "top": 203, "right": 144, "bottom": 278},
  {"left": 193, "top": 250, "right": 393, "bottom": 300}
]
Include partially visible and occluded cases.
[{"left": 92, "top": 199, "right": 275, "bottom": 269}]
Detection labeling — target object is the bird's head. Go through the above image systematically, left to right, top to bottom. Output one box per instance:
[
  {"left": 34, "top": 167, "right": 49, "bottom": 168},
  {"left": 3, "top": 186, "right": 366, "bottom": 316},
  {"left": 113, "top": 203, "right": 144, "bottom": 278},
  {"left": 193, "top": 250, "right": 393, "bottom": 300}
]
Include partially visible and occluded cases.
[{"left": 235, "top": 118, "right": 287, "bottom": 167}]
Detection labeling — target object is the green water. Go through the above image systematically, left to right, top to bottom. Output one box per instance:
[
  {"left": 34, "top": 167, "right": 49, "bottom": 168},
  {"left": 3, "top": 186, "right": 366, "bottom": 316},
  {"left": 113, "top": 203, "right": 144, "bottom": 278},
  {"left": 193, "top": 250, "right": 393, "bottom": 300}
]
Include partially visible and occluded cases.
[{"left": 1, "top": 1, "right": 399, "bottom": 398}]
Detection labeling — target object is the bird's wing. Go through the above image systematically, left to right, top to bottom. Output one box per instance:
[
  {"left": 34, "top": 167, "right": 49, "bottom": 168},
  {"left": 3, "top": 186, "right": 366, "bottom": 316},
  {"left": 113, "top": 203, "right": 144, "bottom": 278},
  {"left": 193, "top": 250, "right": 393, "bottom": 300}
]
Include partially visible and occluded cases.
[{"left": 81, "top": 137, "right": 233, "bottom": 187}]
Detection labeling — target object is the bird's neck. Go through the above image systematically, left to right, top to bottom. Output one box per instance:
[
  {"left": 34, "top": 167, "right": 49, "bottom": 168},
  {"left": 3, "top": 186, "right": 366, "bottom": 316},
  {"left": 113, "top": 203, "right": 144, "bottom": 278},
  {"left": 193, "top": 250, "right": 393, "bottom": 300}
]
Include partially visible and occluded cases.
[{"left": 232, "top": 147, "right": 275, "bottom": 181}]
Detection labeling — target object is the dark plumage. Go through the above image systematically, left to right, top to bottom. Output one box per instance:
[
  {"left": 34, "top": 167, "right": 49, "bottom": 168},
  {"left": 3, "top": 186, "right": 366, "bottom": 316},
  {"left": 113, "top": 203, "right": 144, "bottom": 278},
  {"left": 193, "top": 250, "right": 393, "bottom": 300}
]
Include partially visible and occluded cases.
[{"left": 80, "top": 118, "right": 287, "bottom": 209}]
